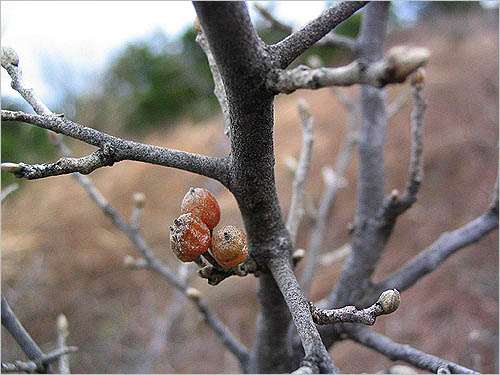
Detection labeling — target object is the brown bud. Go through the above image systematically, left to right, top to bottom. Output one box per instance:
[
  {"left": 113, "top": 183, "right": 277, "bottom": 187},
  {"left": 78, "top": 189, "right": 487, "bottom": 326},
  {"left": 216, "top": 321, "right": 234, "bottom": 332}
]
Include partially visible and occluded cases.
[{"left": 378, "top": 289, "right": 401, "bottom": 314}]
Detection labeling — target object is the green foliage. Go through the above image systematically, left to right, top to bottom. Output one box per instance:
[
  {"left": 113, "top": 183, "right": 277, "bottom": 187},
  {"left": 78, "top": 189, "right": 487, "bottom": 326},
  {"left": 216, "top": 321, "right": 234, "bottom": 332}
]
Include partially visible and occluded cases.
[
  {"left": 104, "top": 28, "right": 217, "bottom": 135},
  {"left": 1, "top": 97, "right": 57, "bottom": 188}
]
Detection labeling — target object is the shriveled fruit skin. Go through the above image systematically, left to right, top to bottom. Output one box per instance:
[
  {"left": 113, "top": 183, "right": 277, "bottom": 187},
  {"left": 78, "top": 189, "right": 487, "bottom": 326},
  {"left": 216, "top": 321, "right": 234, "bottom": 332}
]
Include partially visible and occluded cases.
[
  {"left": 180, "top": 187, "right": 221, "bottom": 230},
  {"left": 170, "top": 213, "right": 211, "bottom": 262},
  {"left": 211, "top": 225, "right": 248, "bottom": 268}
]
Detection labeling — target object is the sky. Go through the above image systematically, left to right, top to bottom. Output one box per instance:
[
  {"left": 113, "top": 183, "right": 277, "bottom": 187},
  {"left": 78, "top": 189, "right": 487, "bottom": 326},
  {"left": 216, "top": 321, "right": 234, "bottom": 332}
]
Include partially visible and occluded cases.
[{"left": 0, "top": 1, "right": 328, "bottom": 107}]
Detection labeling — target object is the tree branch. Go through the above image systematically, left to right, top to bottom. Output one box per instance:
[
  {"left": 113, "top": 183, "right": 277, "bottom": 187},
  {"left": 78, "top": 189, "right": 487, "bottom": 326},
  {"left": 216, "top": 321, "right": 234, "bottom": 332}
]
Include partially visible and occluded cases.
[
  {"left": 271, "top": 1, "right": 367, "bottom": 68},
  {"left": 328, "top": 2, "right": 391, "bottom": 309},
  {"left": 253, "top": 3, "right": 293, "bottom": 34},
  {"left": 194, "top": 19, "right": 231, "bottom": 136},
  {"left": 267, "top": 46, "right": 430, "bottom": 94},
  {"left": 382, "top": 74, "right": 427, "bottom": 221},
  {"left": 300, "top": 88, "right": 359, "bottom": 296},
  {"left": 287, "top": 99, "right": 314, "bottom": 246},
  {"left": 1, "top": 110, "right": 229, "bottom": 183},
  {"left": 1, "top": 183, "right": 19, "bottom": 203},
  {"left": 374, "top": 206, "right": 499, "bottom": 295},
  {"left": 269, "top": 256, "right": 339, "bottom": 374},
  {"left": 310, "top": 289, "right": 400, "bottom": 326},
  {"left": 1, "top": 296, "right": 46, "bottom": 370},
  {"left": 56, "top": 315, "right": 70, "bottom": 374},
  {"left": 347, "top": 326, "right": 478, "bottom": 374},
  {"left": 1, "top": 347, "right": 78, "bottom": 374}
]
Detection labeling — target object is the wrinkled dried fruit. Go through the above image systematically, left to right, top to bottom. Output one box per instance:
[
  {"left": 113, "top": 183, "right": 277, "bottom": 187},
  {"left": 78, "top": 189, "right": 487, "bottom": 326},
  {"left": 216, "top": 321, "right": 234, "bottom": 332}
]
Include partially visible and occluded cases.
[
  {"left": 181, "top": 187, "right": 221, "bottom": 230},
  {"left": 170, "top": 213, "right": 211, "bottom": 262},
  {"left": 211, "top": 225, "right": 248, "bottom": 268}
]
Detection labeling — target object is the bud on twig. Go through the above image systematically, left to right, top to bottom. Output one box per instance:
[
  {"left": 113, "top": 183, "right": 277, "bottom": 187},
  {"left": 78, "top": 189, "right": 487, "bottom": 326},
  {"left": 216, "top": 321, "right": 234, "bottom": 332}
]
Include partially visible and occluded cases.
[
  {"left": 385, "top": 46, "right": 430, "bottom": 82},
  {"left": 133, "top": 192, "right": 146, "bottom": 208},
  {"left": 185, "top": 287, "right": 201, "bottom": 301},
  {"left": 377, "top": 289, "right": 401, "bottom": 314},
  {"left": 57, "top": 314, "right": 69, "bottom": 332}
]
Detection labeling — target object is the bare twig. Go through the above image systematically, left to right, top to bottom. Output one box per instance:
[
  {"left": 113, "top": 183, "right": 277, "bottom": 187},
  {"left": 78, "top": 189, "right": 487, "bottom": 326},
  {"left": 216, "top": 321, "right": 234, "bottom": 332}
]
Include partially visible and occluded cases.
[
  {"left": 271, "top": 1, "right": 367, "bottom": 68},
  {"left": 253, "top": 3, "right": 293, "bottom": 34},
  {"left": 194, "top": 19, "right": 231, "bottom": 136},
  {"left": 317, "top": 33, "right": 357, "bottom": 52},
  {"left": 268, "top": 46, "right": 430, "bottom": 94},
  {"left": 1, "top": 48, "right": 228, "bottom": 183},
  {"left": 382, "top": 73, "right": 427, "bottom": 220},
  {"left": 300, "top": 88, "right": 358, "bottom": 295},
  {"left": 386, "top": 90, "right": 411, "bottom": 119},
  {"left": 286, "top": 98, "right": 314, "bottom": 246},
  {"left": 1, "top": 110, "right": 228, "bottom": 183},
  {"left": 1, "top": 183, "right": 19, "bottom": 203},
  {"left": 373, "top": 205, "right": 499, "bottom": 295},
  {"left": 319, "top": 243, "right": 351, "bottom": 267},
  {"left": 310, "top": 289, "right": 400, "bottom": 325},
  {"left": 1, "top": 296, "right": 45, "bottom": 369},
  {"left": 56, "top": 314, "right": 70, "bottom": 374},
  {"left": 347, "top": 326, "right": 478, "bottom": 374},
  {"left": 1, "top": 347, "right": 78, "bottom": 374}
]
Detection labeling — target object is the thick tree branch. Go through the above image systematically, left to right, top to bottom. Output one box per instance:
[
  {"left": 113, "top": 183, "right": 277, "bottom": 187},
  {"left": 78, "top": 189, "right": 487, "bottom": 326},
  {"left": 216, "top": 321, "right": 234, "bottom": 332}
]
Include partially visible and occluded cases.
[
  {"left": 271, "top": 1, "right": 367, "bottom": 68},
  {"left": 267, "top": 46, "right": 430, "bottom": 94},
  {"left": 287, "top": 99, "right": 314, "bottom": 246},
  {"left": 1, "top": 110, "right": 229, "bottom": 183},
  {"left": 1, "top": 296, "right": 46, "bottom": 370},
  {"left": 347, "top": 326, "right": 478, "bottom": 374}
]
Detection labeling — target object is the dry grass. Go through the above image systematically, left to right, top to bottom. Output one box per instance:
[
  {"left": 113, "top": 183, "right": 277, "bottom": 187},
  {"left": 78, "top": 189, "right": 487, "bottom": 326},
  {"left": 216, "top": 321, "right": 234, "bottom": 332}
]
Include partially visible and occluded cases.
[{"left": 2, "top": 10, "right": 498, "bottom": 374}]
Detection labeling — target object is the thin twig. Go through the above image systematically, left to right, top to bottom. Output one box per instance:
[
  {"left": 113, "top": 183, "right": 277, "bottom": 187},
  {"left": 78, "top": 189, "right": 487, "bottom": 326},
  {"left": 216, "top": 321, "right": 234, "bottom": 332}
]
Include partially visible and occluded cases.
[
  {"left": 271, "top": 1, "right": 367, "bottom": 68},
  {"left": 194, "top": 20, "right": 231, "bottom": 136},
  {"left": 382, "top": 77, "right": 427, "bottom": 220},
  {"left": 300, "top": 88, "right": 358, "bottom": 295},
  {"left": 287, "top": 98, "right": 314, "bottom": 246},
  {"left": 1, "top": 183, "right": 19, "bottom": 203},
  {"left": 373, "top": 206, "right": 499, "bottom": 295},
  {"left": 1, "top": 296, "right": 46, "bottom": 369},
  {"left": 56, "top": 314, "right": 70, "bottom": 374},
  {"left": 347, "top": 326, "right": 478, "bottom": 374},
  {"left": 1, "top": 347, "right": 78, "bottom": 374}
]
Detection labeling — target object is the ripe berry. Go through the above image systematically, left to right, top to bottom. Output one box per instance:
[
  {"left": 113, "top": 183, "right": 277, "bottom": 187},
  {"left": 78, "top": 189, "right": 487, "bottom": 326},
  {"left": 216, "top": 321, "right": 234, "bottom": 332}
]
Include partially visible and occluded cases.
[
  {"left": 181, "top": 187, "right": 221, "bottom": 230},
  {"left": 170, "top": 213, "right": 211, "bottom": 262},
  {"left": 211, "top": 225, "right": 248, "bottom": 268}
]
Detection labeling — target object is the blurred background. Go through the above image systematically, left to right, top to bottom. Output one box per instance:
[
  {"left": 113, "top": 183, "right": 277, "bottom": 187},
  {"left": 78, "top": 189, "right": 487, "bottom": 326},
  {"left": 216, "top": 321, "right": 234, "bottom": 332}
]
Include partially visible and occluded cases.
[{"left": 1, "top": 2, "right": 498, "bottom": 373}]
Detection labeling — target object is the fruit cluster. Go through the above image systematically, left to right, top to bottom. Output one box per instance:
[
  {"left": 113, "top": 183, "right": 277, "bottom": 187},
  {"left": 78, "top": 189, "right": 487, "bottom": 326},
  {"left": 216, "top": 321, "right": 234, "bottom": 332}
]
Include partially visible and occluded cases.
[{"left": 169, "top": 187, "right": 248, "bottom": 268}]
